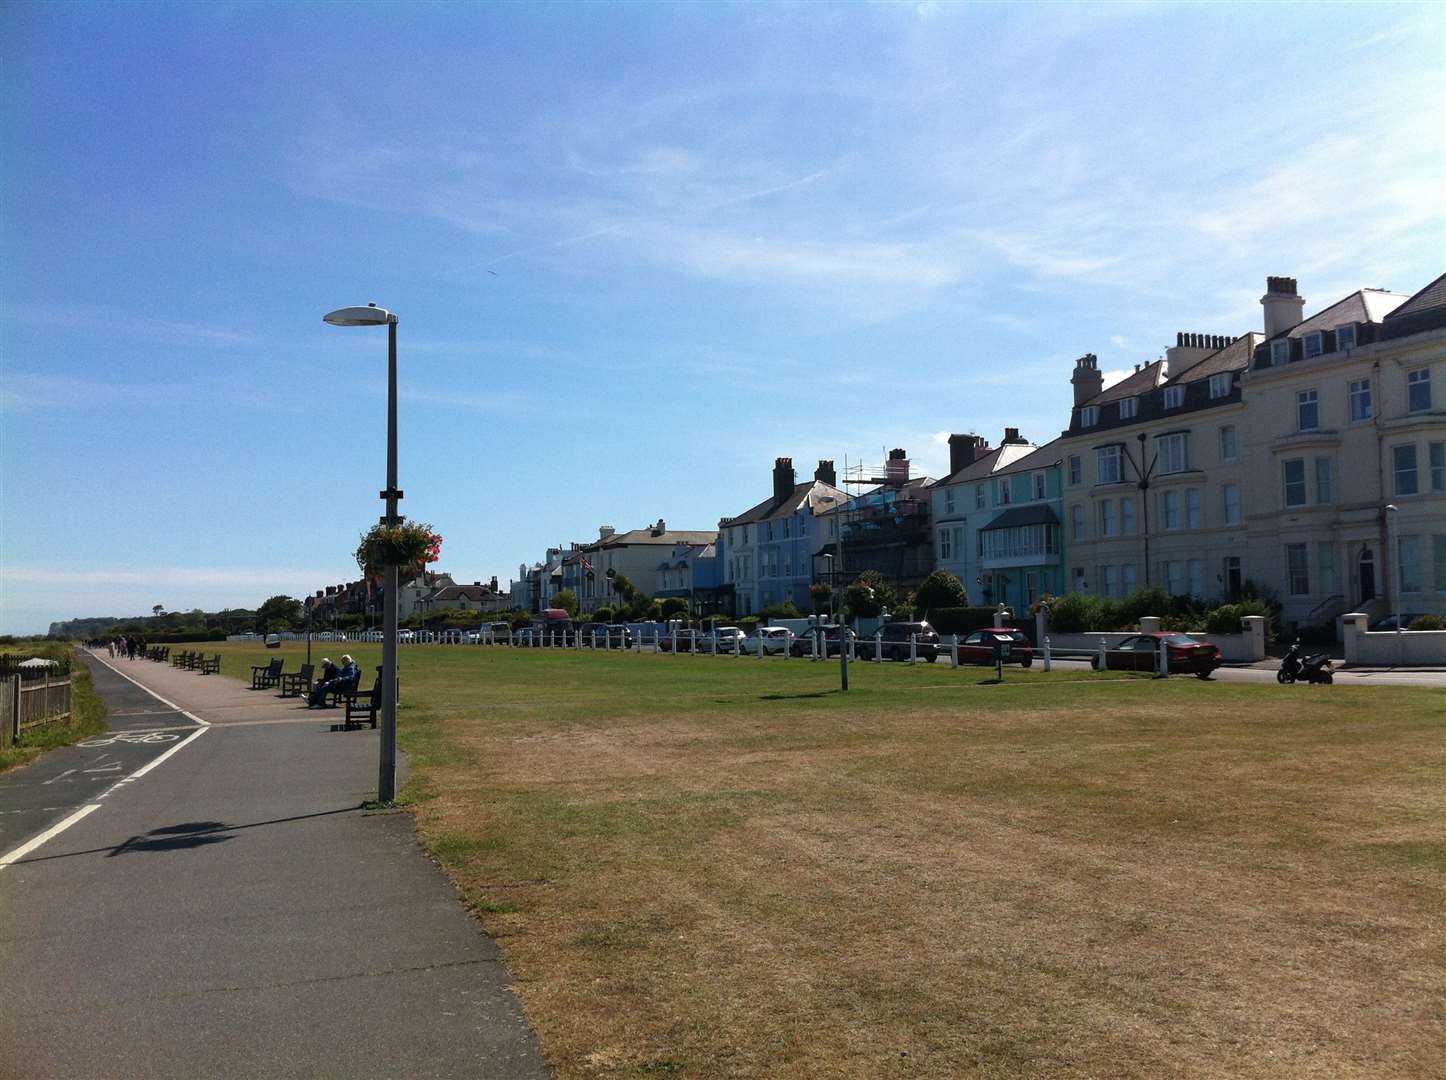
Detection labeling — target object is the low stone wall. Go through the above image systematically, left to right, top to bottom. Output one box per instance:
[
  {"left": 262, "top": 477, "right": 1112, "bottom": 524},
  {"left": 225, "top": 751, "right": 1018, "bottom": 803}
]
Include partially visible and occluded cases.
[
  {"left": 1342, "top": 613, "right": 1446, "bottom": 666},
  {"left": 1035, "top": 614, "right": 1267, "bottom": 662}
]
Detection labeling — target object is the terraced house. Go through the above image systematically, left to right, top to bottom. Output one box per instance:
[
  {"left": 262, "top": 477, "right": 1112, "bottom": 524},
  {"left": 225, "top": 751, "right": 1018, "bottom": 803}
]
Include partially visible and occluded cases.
[
  {"left": 1241, "top": 273, "right": 1446, "bottom": 626},
  {"left": 1056, "top": 329, "right": 1262, "bottom": 605},
  {"left": 971, "top": 439, "right": 1067, "bottom": 613},
  {"left": 719, "top": 458, "right": 846, "bottom": 616}
]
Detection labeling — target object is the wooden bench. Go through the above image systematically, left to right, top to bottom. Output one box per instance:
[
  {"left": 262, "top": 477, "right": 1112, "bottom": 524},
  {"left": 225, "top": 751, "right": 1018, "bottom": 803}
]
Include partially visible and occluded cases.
[
  {"left": 171, "top": 650, "right": 188, "bottom": 668},
  {"left": 199, "top": 654, "right": 221, "bottom": 675},
  {"left": 251, "top": 657, "right": 283, "bottom": 690},
  {"left": 280, "top": 663, "right": 314, "bottom": 697},
  {"left": 341, "top": 681, "right": 381, "bottom": 729}
]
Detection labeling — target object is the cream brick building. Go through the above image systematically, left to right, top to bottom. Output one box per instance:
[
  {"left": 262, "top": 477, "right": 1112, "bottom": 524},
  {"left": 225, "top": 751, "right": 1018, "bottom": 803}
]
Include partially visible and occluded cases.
[
  {"left": 1241, "top": 274, "right": 1446, "bottom": 626},
  {"left": 1056, "top": 332, "right": 1261, "bottom": 604}
]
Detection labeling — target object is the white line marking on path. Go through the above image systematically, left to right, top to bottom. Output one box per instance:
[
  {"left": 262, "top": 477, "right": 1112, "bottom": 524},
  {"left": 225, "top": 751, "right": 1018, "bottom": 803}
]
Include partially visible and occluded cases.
[
  {"left": 85, "top": 650, "right": 211, "bottom": 727},
  {"left": 42, "top": 769, "right": 78, "bottom": 785},
  {"left": 0, "top": 804, "right": 101, "bottom": 870}
]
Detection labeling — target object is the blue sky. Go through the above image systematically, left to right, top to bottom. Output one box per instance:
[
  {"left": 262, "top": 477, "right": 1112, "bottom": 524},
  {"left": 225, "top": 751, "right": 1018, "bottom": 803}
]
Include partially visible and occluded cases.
[{"left": 3, "top": 1, "right": 1443, "bottom": 633}]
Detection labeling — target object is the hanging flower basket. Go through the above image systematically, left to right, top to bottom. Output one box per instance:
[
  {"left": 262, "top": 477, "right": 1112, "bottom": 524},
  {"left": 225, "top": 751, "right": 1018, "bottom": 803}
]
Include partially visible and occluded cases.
[{"left": 355, "top": 520, "right": 443, "bottom": 579}]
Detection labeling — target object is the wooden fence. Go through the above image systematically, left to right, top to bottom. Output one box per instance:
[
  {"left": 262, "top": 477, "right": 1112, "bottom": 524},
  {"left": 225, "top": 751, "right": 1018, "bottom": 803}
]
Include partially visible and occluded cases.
[{"left": 1, "top": 674, "right": 73, "bottom": 750}]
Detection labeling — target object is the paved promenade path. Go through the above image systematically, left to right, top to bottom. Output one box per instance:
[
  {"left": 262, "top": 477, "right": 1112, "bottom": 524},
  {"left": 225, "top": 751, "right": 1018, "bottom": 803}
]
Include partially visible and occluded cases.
[{"left": 0, "top": 651, "right": 549, "bottom": 1080}]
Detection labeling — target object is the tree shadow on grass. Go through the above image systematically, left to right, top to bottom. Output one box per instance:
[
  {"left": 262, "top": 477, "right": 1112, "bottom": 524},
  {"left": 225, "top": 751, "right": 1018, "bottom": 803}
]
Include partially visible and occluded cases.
[{"left": 758, "top": 690, "right": 839, "bottom": 700}]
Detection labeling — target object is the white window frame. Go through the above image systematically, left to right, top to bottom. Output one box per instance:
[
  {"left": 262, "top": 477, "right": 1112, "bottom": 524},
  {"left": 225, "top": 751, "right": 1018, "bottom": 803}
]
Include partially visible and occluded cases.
[
  {"left": 1335, "top": 323, "right": 1356, "bottom": 351},
  {"left": 1302, "top": 332, "right": 1323, "bottom": 359},
  {"left": 1270, "top": 339, "right": 1291, "bottom": 366},
  {"left": 1407, "top": 368, "right": 1432, "bottom": 413},
  {"left": 1208, "top": 373, "right": 1231, "bottom": 399},
  {"left": 1348, "top": 378, "right": 1372, "bottom": 422},
  {"left": 1163, "top": 386, "right": 1185, "bottom": 410},
  {"left": 1296, "top": 389, "right": 1319, "bottom": 432},
  {"left": 1118, "top": 396, "right": 1137, "bottom": 419},
  {"left": 1080, "top": 405, "right": 1099, "bottom": 427},
  {"left": 1219, "top": 424, "right": 1237, "bottom": 463},
  {"left": 1157, "top": 432, "right": 1189, "bottom": 475},
  {"left": 1432, "top": 442, "right": 1445, "bottom": 493},
  {"left": 1393, "top": 444, "right": 1419, "bottom": 496},
  {"left": 1096, "top": 445, "right": 1122, "bottom": 485},
  {"left": 1068, "top": 455, "right": 1082, "bottom": 486},
  {"left": 1314, "top": 456, "right": 1332, "bottom": 505},
  {"left": 1283, "top": 458, "right": 1307, "bottom": 508},
  {"left": 1033, "top": 471, "right": 1047, "bottom": 500},
  {"left": 996, "top": 478, "right": 1012, "bottom": 505},
  {"left": 1223, "top": 483, "right": 1241, "bottom": 526},
  {"left": 974, "top": 485, "right": 985, "bottom": 509},
  {"left": 945, "top": 487, "right": 955, "bottom": 514},
  {"left": 1185, "top": 488, "right": 1202, "bottom": 529},
  {"left": 1162, "top": 490, "right": 1181, "bottom": 531},
  {"left": 1121, "top": 496, "right": 1136, "bottom": 536},
  {"left": 1098, "top": 500, "right": 1117, "bottom": 537},
  {"left": 1071, "top": 504, "right": 1085, "bottom": 542},
  {"left": 938, "top": 528, "right": 952, "bottom": 560},
  {"left": 1398, "top": 535, "right": 1423, "bottom": 593},
  {"left": 1286, "top": 544, "right": 1310, "bottom": 596}
]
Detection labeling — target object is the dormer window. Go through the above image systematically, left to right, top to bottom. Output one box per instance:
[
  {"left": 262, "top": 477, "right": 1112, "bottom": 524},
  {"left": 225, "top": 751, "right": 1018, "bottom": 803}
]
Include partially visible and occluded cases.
[
  {"left": 1335, "top": 323, "right": 1357, "bottom": 351},
  {"left": 1303, "top": 332, "right": 1324, "bottom": 359},
  {"left": 1270, "top": 339, "right": 1291, "bottom": 366},
  {"left": 1208, "top": 372, "right": 1232, "bottom": 399},
  {"left": 1164, "top": 386, "right": 1185, "bottom": 409},
  {"left": 1118, "top": 397, "right": 1137, "bottom": 420},
  {"left": 1080, "top": 405, "right": 1099, "bottom": 427}
]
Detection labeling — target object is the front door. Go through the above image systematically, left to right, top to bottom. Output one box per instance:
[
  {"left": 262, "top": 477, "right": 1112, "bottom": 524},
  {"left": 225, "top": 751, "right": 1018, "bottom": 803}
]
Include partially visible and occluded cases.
[
  {"left": 1358, "top": 548, "right": 1376, "bottom": 604},
  {"left": 1223, "top": 556, "right": 1242, "bottom": 602}
]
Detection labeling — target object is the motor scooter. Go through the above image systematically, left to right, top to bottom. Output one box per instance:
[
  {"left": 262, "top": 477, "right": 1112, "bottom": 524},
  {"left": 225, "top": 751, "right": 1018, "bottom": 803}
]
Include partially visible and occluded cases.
[{"left": 1277, "top": 641, "right": 1334, "bottom": 684}]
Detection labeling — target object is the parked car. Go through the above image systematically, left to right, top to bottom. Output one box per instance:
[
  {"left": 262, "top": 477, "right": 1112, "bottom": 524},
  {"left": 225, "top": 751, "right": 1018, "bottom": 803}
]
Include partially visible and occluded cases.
[
  {"left": 1370, "top": 613, "right": 1427, "bottom": 631},
  {"left": 858, "top": 621, "right": 941, "bottom": 662},
  {"left": 603, "top": 624, "right": 634, "bottom": 649},
  {"left": 788, "top": 625, "right": 846, "bottom": 657},
  {"left": 712, "top": 626, "right": 746, "bottom": 653},
  {"left": 741, "top": 626, "right": 795, "bottom": 655},
  {"left": 954, "top": 627, "right": 1034, "bottom": 667},
  {"left": 397, "top": 628, "right": 416, "bottom": 643},
  {"left": 657, "top": 629, "right": 701, "bottom": 653},
  {"left": 1092, "top": 632, "right": 1221, "bottom": 678},
  {"left": 264, "top": 633, "right": 282, "bottom": 649}
]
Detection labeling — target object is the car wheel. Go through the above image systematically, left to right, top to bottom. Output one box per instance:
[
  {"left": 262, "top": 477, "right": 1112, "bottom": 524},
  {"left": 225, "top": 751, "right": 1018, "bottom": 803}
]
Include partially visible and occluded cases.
[
  {"left": 926, "top": 653, "right": 937, "bottom": 663},
  {"left": 1020, "top": 656, "right": 1033, "bottom": 668},
  {"left": 1091, "top": 656, "right": 1102, "bottom": 671},
  {"left": 1195, "top": 671, "right": 1213, "bottom": 680}
]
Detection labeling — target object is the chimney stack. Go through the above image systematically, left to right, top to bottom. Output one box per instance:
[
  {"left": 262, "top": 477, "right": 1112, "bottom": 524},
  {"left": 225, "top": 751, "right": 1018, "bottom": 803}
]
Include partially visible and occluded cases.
[
  {"left": 1261, "top": 276, "right": 1305, "bottom": 338},
  {"left": 1071, "top": 353, "right": 1103, "bottom": 406},
  {"left": 1002, "top": 427, "right": 1029, "bottom": 445},
  {"left": 946, "top": 433, "right": 989, "bottom": 475},
  {"left": 884, "top": 448, "right": 909, "bottom": 487},
  {"left": 772, "top": 457, "right": 796, "bottom": 503},
  {"left": 814, "top": 459, "right": 837, "bottom": 486},
  {"left": 651, "top": 518, "right": 667, "bottom": 537},
  {"left": 598, "top": 525, "right": 615, "bottom": 541},
  {"left": 490, "top": 576, "right": 498, "bottom": 592}
]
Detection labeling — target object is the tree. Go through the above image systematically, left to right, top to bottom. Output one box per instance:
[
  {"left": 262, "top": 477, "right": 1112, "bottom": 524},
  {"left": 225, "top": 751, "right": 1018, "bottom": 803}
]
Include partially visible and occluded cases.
[
  {"left": 843, "top": 570, "right": 895, "bottom": 620},
  {"left": 913, "top": 570, "right": 967, "bottom": 619},
  {"left": 809, "top": 581, "right": 832, "bottom": 614},
  {"left": 553, "top": 589, "right": 579, "bottom": 617},
  {"left": 254, "top": 595, "right": 304, "bottom": 634},
  {"left": 659, "top": 597, "right": 689, "bottom": 620},
  {"left": 152, "top": 604, "right": 165, "bottom": 618}
]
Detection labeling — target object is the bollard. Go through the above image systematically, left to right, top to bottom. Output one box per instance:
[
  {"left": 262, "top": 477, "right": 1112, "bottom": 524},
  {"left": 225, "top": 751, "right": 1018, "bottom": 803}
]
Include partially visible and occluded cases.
[
  {"left": 671, "top": 627, "right": 678, "bottom": 654},
  {"left": 874, "top": 630, "right": 883, "bottom": 663},
  {"left": 590, "top": 631, "right": 597, "bottom": 650},
  {"left": 811, "top": 631, "right": 819, "bottom": 661},
  {"left": 757, "top": 632, "right": 764, "bottom": 660},
  {"left": 909, "top": 633, "right": 917, "bottom": 664},
  {"left": 948, "top": 634, "right": 958, "bottom": 669},
  {"left": 1043, "top": 636, "right": 1051, "bottom": 673},
  {"left": 1097, "top": 637, "right": 1107, "bottom": 671},
  {"left": 1158, "top": 640, "right": 1169, "bottom": 677}
]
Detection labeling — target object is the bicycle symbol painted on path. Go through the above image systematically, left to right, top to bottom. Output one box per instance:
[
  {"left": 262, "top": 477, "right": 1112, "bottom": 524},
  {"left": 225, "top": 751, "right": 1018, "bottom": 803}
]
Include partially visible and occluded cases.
[{"left": 78, "top": 732, "right": 182, "bottom": 747}]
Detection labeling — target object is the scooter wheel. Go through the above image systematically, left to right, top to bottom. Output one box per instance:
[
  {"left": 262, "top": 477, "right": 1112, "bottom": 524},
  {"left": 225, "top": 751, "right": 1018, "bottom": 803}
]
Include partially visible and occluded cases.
[
  {"left": 1276, "top": 670, "right": 1292, "bottom": 684},
  {"left": 1319, "top": 672, "right": 1333, "bottom": 684}
]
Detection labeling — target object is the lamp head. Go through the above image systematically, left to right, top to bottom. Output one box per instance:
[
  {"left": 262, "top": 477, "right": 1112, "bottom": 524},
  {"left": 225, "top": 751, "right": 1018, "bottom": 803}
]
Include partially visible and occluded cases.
[{"left": 323, "top": 303, "right": 397, "bottom": 326}]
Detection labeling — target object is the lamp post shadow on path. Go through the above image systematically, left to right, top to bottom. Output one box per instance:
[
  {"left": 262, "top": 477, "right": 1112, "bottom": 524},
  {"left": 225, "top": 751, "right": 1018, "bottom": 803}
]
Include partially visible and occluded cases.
[{"left": 323, "top": 302, "right": 401, "bottom": 804}]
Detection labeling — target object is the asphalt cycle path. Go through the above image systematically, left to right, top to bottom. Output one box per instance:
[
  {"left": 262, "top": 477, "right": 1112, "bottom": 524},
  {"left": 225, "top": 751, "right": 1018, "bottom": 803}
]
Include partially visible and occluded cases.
[
  {"left": 0, "top": 651, "right": 549, "bottom": 1080},
  {"left": 0, "top": 655, "right": 207, "bottom": 867}
]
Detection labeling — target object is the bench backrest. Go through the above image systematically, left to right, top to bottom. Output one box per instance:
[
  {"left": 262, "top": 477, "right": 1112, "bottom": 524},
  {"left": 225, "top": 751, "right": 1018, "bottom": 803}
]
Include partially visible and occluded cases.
[
  {"left": 267, "top": 658, "right": 283, "bottom": 674},
  {"left": 297, "top": 663, "right": 314, "bottom": 680}
]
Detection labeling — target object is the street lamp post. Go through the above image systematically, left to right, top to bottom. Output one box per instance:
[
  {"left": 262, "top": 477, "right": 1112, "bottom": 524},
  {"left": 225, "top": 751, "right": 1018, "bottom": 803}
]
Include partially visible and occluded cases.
[
  {"left": 324, "top": 303, "right": 401, "bottom": 803},
  {"left": 1385, "top": 503, "right": 1401, "bottom": 633}
]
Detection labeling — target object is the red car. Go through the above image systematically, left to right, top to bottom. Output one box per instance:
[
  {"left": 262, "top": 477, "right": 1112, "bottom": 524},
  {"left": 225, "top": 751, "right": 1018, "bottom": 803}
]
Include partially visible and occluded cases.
[
  {"left": 955, "top": 627, "right": 1034, "bottom": 667},
  {"left": 1092, "top": 632, "right": 1221, "bottom": 678}
]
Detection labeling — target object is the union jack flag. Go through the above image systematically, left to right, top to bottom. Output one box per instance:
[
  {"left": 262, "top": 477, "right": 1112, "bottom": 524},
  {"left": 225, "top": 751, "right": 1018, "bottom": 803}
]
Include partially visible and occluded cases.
[{"left": 579, "top": 555, "right": 593, "bottom": 572}]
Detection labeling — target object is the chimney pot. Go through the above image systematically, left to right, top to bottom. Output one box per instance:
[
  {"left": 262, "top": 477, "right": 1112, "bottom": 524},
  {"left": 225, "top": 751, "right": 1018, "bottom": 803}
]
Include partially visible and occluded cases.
[
  {"left": 1262, "top": 275, "right": 1306, "bottom": 337},
  {"left": 1070, "top": 352, "right": 1103, "bottom": 406},
  {"left": 772, "top": 457, "right": 796, "bottom": 503},
  {"left": 814, "top": 459, "right": 837, "bottom": 486}
]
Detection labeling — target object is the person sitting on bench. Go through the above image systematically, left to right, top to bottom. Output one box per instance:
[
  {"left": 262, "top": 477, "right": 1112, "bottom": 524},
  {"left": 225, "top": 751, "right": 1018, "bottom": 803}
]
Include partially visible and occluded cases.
[
  {"left": 307, "top": 654, "right": 360, "bottom": 708},
  {"left": 318, "top": 657, "right": 339, "bottom": 684}
]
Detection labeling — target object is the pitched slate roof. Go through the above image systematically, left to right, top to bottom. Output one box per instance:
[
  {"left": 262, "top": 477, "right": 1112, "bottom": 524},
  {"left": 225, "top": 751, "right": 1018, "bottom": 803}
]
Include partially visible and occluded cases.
[
  {"left": 1381, "top": 272, "right": 1446, "bottom": 340},
  {"left": 1266, "top": 288, "right": 1409, "bottom": 342},
  {"left": 1165, "top": 333, "right": 1260, "bottom": 383},
  {"left": 1087, "top": 360, "right": 1163, "bottom": 406},
  {"left": 991, "top": 437, "right": 1065, "bottom": 476},
  {"left": 933, "top": 441, "right": 1039, "bottom": 487},
  {"left": 722, "top": 479, "right": 847, "bottom": 526},
  {"left": 981, "top": 504, "right": 1060, "bottom": 530},
  {"left": 600, "top": 528, "right": 718, "bottom": 548},
  {"left": 428, "top": 585, "right": 491, "bottom": 603}
]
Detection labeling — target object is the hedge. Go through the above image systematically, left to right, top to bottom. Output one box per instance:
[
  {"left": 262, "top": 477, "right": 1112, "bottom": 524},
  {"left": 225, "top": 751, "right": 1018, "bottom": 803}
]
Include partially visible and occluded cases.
[{"left": 928, "top": 607, "right": 1001, "bottom": 636}]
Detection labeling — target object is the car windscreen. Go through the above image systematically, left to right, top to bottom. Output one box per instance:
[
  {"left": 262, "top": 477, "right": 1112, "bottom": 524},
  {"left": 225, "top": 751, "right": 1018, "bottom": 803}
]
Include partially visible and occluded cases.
[{"left": 1162, "top": 634, "right": 1200, "bottom": 646}]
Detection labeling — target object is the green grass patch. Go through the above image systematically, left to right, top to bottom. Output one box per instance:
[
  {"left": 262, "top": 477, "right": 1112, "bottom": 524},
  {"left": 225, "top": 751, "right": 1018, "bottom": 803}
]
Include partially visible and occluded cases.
[{"left": 0, "top": 645, "right": 108, "bottom": 773}]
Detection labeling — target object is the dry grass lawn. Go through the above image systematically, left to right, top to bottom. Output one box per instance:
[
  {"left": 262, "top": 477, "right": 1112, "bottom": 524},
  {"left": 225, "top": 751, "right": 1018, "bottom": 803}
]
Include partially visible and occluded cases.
[{"left": 213, "top": 643, "right": 1446, "bottom": 1078}]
